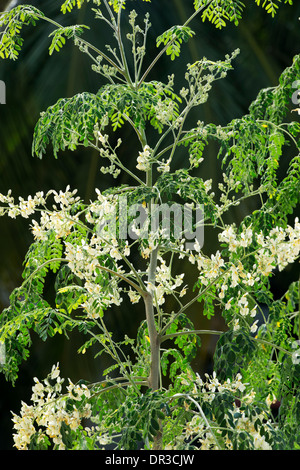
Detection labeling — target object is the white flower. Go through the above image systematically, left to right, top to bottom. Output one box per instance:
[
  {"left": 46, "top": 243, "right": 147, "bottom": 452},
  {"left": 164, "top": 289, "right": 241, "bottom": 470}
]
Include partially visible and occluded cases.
[
  {"left": 154, "top": 99, "right": 175, "bottom": 124},
  {"left": 97, "top": 131, "right": 108, "bottom": 145},
  {"left": 136, "top": 145, "right": 151, "bottom": 171},
  {"left": 157, "top": 159, "right": 170, "bottom": 173},
  {"left": 203, "top": 179, "right": 212, "bottom": 193},
  {"left": 53, "top": 186, "right": 79, "bottom": 208},
  {"left": 0, "top": 189, "right": 13, "bottom": 204},
  {"left": 18, "top": 195, "right": 36, "bottom": 218},
  {"left": 8, "top": 206, "right": 20, "bottom": 218},
  {"left": 31, "top": 220, "right": 47, "bottom": 240},
  {"left": 219, "top": 225, "right": 239, "bottom": 252},
  {"left": 240, "top": 226, "right": 253, "bottom": 247},
  {"left": 256, "top": 231, "right": 265, "bottom": 246},
  {"left": 193, "top": 238, "right": 201, "bottom": 253},
  {"left": 123, "top": 241, "right": 130, "bottom": 256},
  {"left": 110, "top": 246, "right": 122, "bottom": 260},
  {"left": 206, "top": 251, "right": 225, "bottom": 279},
  {"left": 230, "top": 265, "right": 240, "bottom": 287},
  {"left": 219, "top": 284, "right": 228, "bottom": 299},
  {"left": 179, "top": 286, "right": 187, "bottom": 297},
  {"left": 128, "top": 288, "right": 141, "bottom": 304},
  {"left": 225, "top": 298, "right": 233, "bottom": 310},
  {"left": 250, "top": 306, "right": 257, "bottom": 317},
  {"left": 250, "top": 320, "right": 259, "bottom": 334},
  {"left": 50, "top": 363, "right": 61, "bottom": 380},
  {"left": 31, "top": 378, "right": 44, "bottom": 401},
  {"left": 98, "top": 433, "right": 111, "bottom": 445},
  {"left": 253, "top": 433, "right": 272, "bottom": 450}
]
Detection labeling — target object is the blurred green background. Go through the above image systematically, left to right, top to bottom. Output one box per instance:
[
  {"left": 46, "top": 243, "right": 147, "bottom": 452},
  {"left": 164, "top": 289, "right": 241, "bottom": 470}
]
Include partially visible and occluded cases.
[{"left": 0, "top": 0, "right": 300, "bottom": 449}]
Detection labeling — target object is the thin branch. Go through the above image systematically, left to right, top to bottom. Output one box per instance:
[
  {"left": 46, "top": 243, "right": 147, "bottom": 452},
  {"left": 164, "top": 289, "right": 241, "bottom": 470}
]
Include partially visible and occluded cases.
[
  {"left": 137, "top": 0, "right": 213, "bottom": 88},
  {"left": 35, "top": 13, "right": 125, "bottom": 76},
  {"left": 160, "top": 270, "right": 227, "bottom": 336},
  {"left": 160, "top": 327, "right": 294, "bottom": 358},
  {"left": 161, "top": 329, "right": 224, "bottom": 343},
  {"left": 90, "top": 379, "right": 148, "bottom": 398},
  {"left": 171, "top": 393, "right": 222, "bottom": 450}
]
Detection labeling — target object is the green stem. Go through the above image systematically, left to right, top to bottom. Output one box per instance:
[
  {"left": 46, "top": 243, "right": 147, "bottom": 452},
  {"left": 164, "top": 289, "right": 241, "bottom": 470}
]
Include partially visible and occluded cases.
[
  {"left": 137, "top": 0, "right": 213, "bottom": 88},
  {"left": 116, "top": 5, "right": 133, "bottom": 87},
  {"left": 36, "top": 14, "right": 124, "bottom": 76},
  {"left": 139, "top": 128, "right": 161, "bottom": 394},
  {"left": 144, "top": 246, "right": 160, "bottom": 391},
  {"left": 21, "top": 257, "right": 65, "bottom": 288},
  {"left": 94, "top": 263, "right": 145, "bottom": 295},
  {"left": 160, "top": 270, "right": 227, "bottom": 336},
  {"left": 298, "top": 276, "right": 300, "bottom": 340},
  {"left": 96, "top": 316, "right": 141, "bottom": 393},
  {"left": 161, "top": 328, "right": 294, "bottom": 358},
  {"left": 161, "top": 329, "right": 224, "bottom": 343},
  {"left": 87, "top": 379, "right": 148, "bottom": 399},
  {"left": 172, "top": 393, "right": 222, "bottom": 450}
]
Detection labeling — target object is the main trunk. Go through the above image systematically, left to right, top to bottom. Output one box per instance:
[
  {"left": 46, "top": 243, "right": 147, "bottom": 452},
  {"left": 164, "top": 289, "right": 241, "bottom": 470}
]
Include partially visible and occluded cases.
[{"left": 143, "top": 247, "right": 163, "bottom": 449}]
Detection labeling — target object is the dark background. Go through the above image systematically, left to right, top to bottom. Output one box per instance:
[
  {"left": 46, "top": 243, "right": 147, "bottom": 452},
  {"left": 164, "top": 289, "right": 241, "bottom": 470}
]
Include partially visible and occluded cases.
[{"left": 0, "top": 0, "right": 300, "bottom": 449}]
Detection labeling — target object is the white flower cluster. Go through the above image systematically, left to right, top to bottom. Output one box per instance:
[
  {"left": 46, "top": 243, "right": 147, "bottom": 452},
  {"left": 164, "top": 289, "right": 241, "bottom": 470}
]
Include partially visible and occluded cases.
[
  {"left": 154, "top": 98, "right": 177, "bottom": 125},
  {"left": 96, "top": 131, "right": 122, "bottom": 179},
  {"left": 136, "top": 145, "right": 152, "bottom": 171},
  {"left": 157, "top": 158, "right": 171, "bottom": 173},
  {"left": 1, "top": 185, "right": 299, "bottom": 333},
  {"left": 0, "top": 187, "right": 80, "bottom": 239},
  {"left": 0, "top": 187, "right": 129, "bottom": 316},
  {"left": 0, "top": 190, "right": 45, "bottom": 218},
  {"left": 186, "top": 219, "right": 300, "bottom": 332},
  {"left": 219, "top": 220, "right": 300, "bottom": 270},
  {"left": 64, "top": 235, "right": 125, "bottom": 315},
  {"left": 146, "top": 256, "right": 186, "bottom": 306},
  {"left": 128, "top": 287, "right": 141, "bottom": 304},
  {"left": 11, "top": 364, "right": 91, "bottom": 450},
  {"left": 198, "top": 371, "right": 247, "bottom": 397},
  {"left": 181, "top": 372, "right": 272, "bottom": 450},
  {"left": 185, "top": 413, "right": 272, "bottom": 450}
]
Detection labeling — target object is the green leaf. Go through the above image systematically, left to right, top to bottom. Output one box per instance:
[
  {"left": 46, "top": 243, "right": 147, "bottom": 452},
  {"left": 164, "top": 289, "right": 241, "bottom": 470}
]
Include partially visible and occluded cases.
[
  {"left": 195, "top": 0, "right": 245, "bottom": 29},
  {"left": 0, "top": 5, "right": 44, "bottom": 60},
  {"left": 48, "top": 25, "right": 89, "bottom": 56},
  {"left": 156, "top": 26, "right": 195, "bottom": 60}
]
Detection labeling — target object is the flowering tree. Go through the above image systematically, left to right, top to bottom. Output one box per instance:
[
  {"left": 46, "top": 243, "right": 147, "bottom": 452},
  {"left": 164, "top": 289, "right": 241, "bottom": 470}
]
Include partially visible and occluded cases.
[{"left": 0, "top": 0, "right": 300, "bottom": 450}]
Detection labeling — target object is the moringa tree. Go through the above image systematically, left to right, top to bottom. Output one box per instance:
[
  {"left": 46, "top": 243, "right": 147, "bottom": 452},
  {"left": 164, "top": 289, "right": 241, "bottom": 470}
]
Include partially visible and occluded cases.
[{"left": 0, "top": 0, "right": 300, "bottom": 450}]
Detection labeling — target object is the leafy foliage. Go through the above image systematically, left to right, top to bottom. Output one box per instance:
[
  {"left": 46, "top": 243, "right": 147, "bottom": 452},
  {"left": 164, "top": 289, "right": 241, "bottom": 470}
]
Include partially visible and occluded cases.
[
  {"left": 0, "top": 0, "right": 299, "bottom": 451},
  {"left": 196, "top": 0, "right": 245, "bottom": 28},
  {"left": 254, "top": 0, "right": 294, "bottom": 17},
  {"left": 0, "top": 5, "right": 44, "bottom": 59},
  {"left": 48, "top": 25, "right": 89, "bottom": 55},
  {"left": 156, "top": 26, "right": 196, "bottom": 60},
  {"left": 32, "top": 82, "right": 182, "bottom": 159},
  {"left": 213, "top": 328, "right": 257, "bottom": 381}
]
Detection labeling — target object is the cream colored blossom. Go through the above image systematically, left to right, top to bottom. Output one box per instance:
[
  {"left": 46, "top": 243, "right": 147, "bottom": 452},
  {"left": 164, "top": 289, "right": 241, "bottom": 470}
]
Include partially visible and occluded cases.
[
  {"left": 136, "top": 145, "right": 152, "bottom": 171},
  {"left": 128, "top": 288, "right": 141, "bottom": 304},
  {"left": 11, "top": 364, "right": 92, "bottom": 450}
]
